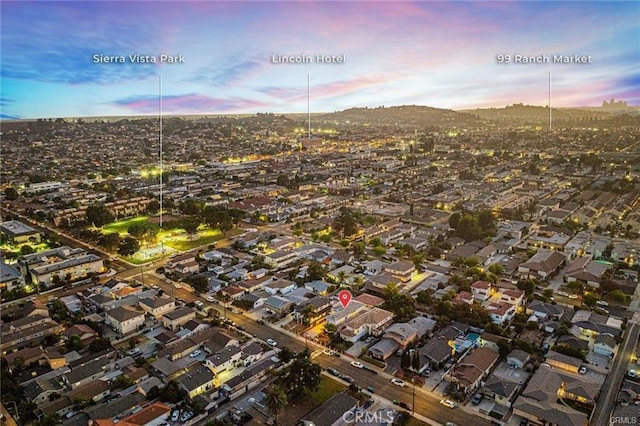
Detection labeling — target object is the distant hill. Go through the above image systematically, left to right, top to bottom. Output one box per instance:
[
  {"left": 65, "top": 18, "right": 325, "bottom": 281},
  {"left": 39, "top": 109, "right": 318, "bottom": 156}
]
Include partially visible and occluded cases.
[
  {"left": 461, "top": 103, "right": 640, "bottom": 126},
  {"left": 314, "top": 105, "right": 487, "bottom": 128}
]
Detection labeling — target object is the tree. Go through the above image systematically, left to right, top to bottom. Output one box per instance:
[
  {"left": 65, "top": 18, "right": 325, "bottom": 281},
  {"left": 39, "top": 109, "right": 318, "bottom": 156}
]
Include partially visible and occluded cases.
[
  {"left": 4, "top": 187, "right": 19, "bottom": 200},
  {"left": 86, "top": 203, "right": 115, "bottom": 227},
  {"left": 333, "top": 207, "right": 358, "bottom": 237},
  {"left": 448, "top": 212, "right": 462, "bottom": 229},
  {"left": 127, "top": 224, "right": 147, "bottom": 239},
  {"left": 99, "top": 232, "right": 121, "bottom": 251},
  {"left": 118, "top": 237, "right": 140, "bottom": 256},
  {"left": 352, "top": 242, "right": 365, "bottom": 256},
  {"left": 20, "top": 244, "right": 35, "bottom": 255},
  {"left": 373, "top": 245, "right": 386, "bottom": 256},
  {"left": 307, "top": 261, "right": 326, "bottom": 281},
  {"left": 188, "top": 275, "right": 209, "bottom": 294},
  {"left": 609, "top": 290, "right": 628, "bottom": 304},
  {"left": 583, "top": 292, "right": 598, "bottom": 307},
  {"left": 324, "top": 323, "right": 338, "bottom": 337},
  {"left": 66, "top": 334, "right": 83, "bottom": 352},
  {"left": 89, "top": 337, "right": 112, "bottom": 352},
  {"left": 277, "top": 346, "right": 295, "bottom": 363},
  {"left": 276, "top": 350, "right": 322, "bottom": 400},
  {"left": 113, "top": 374, "right": 133, "bottom": 389},
  {"left": 159, "top": 380, "right": 187, "bottom": 403},
  {"left": 264, "top": 384, "right": 287, "bottom": 426},
  {"left": 39, "top": 413, "right": 61, "bottom": 426}
]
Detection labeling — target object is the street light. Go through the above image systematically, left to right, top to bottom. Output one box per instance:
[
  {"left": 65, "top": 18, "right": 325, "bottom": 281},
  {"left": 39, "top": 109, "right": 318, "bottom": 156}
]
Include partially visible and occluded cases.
[{"left": 411, "top": 378, "right": 416, "bottom": 414}]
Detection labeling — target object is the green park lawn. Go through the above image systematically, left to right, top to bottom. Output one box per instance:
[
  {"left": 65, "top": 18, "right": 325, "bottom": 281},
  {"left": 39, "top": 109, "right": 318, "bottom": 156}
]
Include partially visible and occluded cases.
[{"left": 102, "top": 216, "right": 152, "bottom": 235}]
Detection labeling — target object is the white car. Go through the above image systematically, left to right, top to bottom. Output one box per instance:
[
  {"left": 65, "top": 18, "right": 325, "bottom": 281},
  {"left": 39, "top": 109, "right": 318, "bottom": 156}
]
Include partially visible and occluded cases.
[
  {"left": 205, "top": 294, "right": 216, "bottom": 302},
  {"left": 194, "top": 300, "right": 204, "bottom": 308},
  {"left": 266, "top": 338, "right": 277, "bottom": 347},
  {"left": 190, "top": 350, "right": 201, "bottom": 358},
  {"left": 350, "top": 361, "right": 364, "bottom": 369},
  {"left": 578, "top": 366, "right": 587, "bottom": 374},
  {"left": 628, "top": 370, "right": 637, "bottom": 378},
  {"left": 391, "top": 378, "right": 405, "bottom": 387},
  {"left": 440, "top": 399, "right": 457, "bottom": 409},
  {"left": 171, "top": 410, "right": 180, "bottom": 422},
  {"left": 180, "top": 411, "right": 193, "bottom": 422}
]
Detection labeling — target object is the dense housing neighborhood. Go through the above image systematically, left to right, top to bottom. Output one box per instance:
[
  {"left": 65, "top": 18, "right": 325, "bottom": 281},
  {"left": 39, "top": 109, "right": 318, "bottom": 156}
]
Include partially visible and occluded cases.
[{"left": 1, "top": 105, "right": 639, "bottom": 426}]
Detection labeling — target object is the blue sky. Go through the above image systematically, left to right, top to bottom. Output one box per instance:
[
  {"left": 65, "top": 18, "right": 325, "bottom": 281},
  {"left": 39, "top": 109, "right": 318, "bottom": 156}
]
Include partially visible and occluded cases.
[{"left": 1, "top": 1, "right": 638, "bottom": 119}]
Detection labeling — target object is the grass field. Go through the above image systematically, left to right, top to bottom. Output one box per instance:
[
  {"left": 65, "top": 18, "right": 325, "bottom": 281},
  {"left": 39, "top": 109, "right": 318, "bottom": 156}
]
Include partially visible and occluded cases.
[
  {"left": 102, "top": 216, "right": 152, "bottom": 235},
  {"left": 310, "top": 376, "right": 346, "bottom": 404}
]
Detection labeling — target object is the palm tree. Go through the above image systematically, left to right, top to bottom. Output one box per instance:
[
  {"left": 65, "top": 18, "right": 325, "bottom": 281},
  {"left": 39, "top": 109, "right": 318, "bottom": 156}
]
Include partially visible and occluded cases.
[
  {"left": 351, "top": 275, "right": 365, "bottom": 292},
  {"left": 301, "top": 304, "right": 316, "bottom": 325},
  {"left": 264, "top": 384, "right": 287, "bottom": 426}
]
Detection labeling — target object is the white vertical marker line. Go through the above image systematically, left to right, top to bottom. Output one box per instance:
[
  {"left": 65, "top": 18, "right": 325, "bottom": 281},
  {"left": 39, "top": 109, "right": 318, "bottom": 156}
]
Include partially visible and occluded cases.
[
  {"left": 549, "top": 71, "right": 552, "bottom": 131},
  {"left": 308, "top": 73, "right": 311, "bottom": 140},
  {"left": 159, "top": 74, "right": 163, "bottom": 229}
]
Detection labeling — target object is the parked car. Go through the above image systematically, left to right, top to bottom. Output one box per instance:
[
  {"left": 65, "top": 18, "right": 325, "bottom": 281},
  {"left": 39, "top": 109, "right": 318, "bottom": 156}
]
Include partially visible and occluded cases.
[
  {"left": 205, "top": 294, "right": 216, "bottom": 302},
  {"left": 194, "top": 300, "right": 204, "bottom": 308},
  {"left": 266, "top": 338, "right": 277, "bottom": 346},
  {"left": 190, "top": 350, "right": 201, "bottom": 358},
  {"left": 350, "top": 361, "right": 363, "bottom": 369},
  {"left": 578, "top": 366, "right": 587, "bottom": 374},
  {"left": 327, "top": 368, "right": 340, "bottom": 377},
  {"left": 471, "top": 393, "right": 483, "bottom": 405},
  {"left": 440, "top": 399, "right": 457, "bottom": 409},
  {"left": 171, "top": 410, "right": 180, "bottom": 422},
  {"left": 180, "top": 411, "right": 193, "bottom": 422}
]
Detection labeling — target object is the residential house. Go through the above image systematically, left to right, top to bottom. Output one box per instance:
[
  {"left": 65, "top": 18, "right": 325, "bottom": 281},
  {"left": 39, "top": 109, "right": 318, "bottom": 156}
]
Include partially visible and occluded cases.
[
  {"left": 518, "top": 249, "right": 566, "bottom": 280},
  {"left": 264, "top": 250, "right": 298, "bottom": 269},
  {"left": 0, "top": 261, "right": 24, "bottom": 292},
  {"left": 384, "top": 261, "right": 416, "bottom": 282},
  {"left": 264, "top": 278, "right": 296, "bottom": 295},
  {"left": 304, "top": 280, "right": 331, "bottom": 295},
  {"left": 471, "top": 280, "right": 493, "bottom": 302},
  {"left": 497, "top": 288, "right": 525, "bottom": 307},
  {"left": 264, "top": 295, "right": 293, "bottom": 316},
  {"left": 293, "top": 296, "right": 333, "bottom": 325},
  {"left": 138, "top": 297, "right": 176, "bottom": 319},
  {"left": 526, "top": 299, "right": 566, "bottom": 320},
  {"left": 486, "top": 301, "right": 517, "bottom": 325},
  {"left": 105, "top": 306, "right": 145, "bottom": 335},
  {"left": 162, "top": 306, "right": 197, "bottom": 331},
  {"left": 338, "top": 307, "right": 394, "bottom": 343},
  {"left": 64, "top": 324, "right": 98, "bottom": 346},
  {"left": 593, "top": 333, "right": 617, "bottom": 357},
  {"left": 368, "top": 338, "right": 400, "bottom": 360},
  {"left": 204, "top": 345, "right": 243, "bottom": 374},
  {"left": 447, "top": 347, "right": 500, "bottom": 393},
  {"left": 507, "top": 349, "right": 531, "bottom": 369},
  {"left": 545, "top": 351, "right": 582, "bottom": 374},
  {"left": 64, "top": 357, "right": 112, "bottom": 389},
  {"left": 513, "top": 365, "right": 598, "bottom": 426},
  {"left": 177, "top": 367, "right": 217, "bottom": 399},
  {"left": 482, "top": 375, "right": 520, "bottom": 407},
  {"left": 23, "top": 377, "right": 65, "bottom": 406},
  {"left": 302, "top": 393, "right": 359, "bottom": 426}
]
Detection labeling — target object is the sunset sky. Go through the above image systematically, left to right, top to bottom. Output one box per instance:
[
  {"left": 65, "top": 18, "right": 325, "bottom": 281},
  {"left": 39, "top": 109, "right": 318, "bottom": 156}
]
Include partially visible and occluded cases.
[{"left": 1, "top": 1, "right": 638, "bottom": 119}]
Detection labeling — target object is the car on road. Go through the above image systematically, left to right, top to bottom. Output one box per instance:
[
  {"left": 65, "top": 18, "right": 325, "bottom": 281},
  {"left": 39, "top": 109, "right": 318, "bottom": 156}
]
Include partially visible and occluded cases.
[
  {"left": 205, "top": 294, "right": 216, "bottom": 302},
  {"left": 194, "top": 300, "right": 204, "bottom": 308},
  {"left": 257, "top": 319, "right": 265, "bottom": 325},
  {"left": 365, "top": 336, "right": 374, "bottom": 343},
  {"left": 266, "top": 338, "right": 277, "bottom": 347},
  {"left": 323, "top": 349, "right": 339, "bottom": 357},
  {"left": 190, "top": 350, "right": 201, "bottom": 358},
  {"left": 350, "top": 361, "right": 364, "bottom": 369},
  {"left": 578, "top": 366, "right": 587, "bottom": 374},
  {"left": 327, "top": 368, "right": 340, "bottom": 377},
  {"left": 628, "top": 370, "right": 637, "bottom": 378},
  {"left": 342, "top": 375, "right": 355, "bottom": 384},
  {"left": 391, "top": 378, "right": 405, "bottom": 387},
  {"left": 471, "top": 393, "right": 483, "bottom": 405},
  {"left": 363, "top": 399, "right": 374, "bottom": 409},
  {"left": 440, "top": 399, "right": 457, "bottom": 409},
  {"left": 171, "top": 410, "right": 180, "bottom": 422},
  {"left": 445, "top": 423, "right": 458, "bottom": 426}
]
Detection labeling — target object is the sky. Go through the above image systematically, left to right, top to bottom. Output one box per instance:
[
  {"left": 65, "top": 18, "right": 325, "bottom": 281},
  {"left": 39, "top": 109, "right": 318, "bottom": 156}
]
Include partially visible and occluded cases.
[{"left": 1, "top": 1, "right": 639, "bottom": 119}]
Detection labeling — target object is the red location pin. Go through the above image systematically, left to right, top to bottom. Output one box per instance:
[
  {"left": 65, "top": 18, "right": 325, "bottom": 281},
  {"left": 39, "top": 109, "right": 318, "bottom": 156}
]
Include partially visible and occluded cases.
[{"left": 338, "top": 290, "right": 352, "bottom": 309}]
